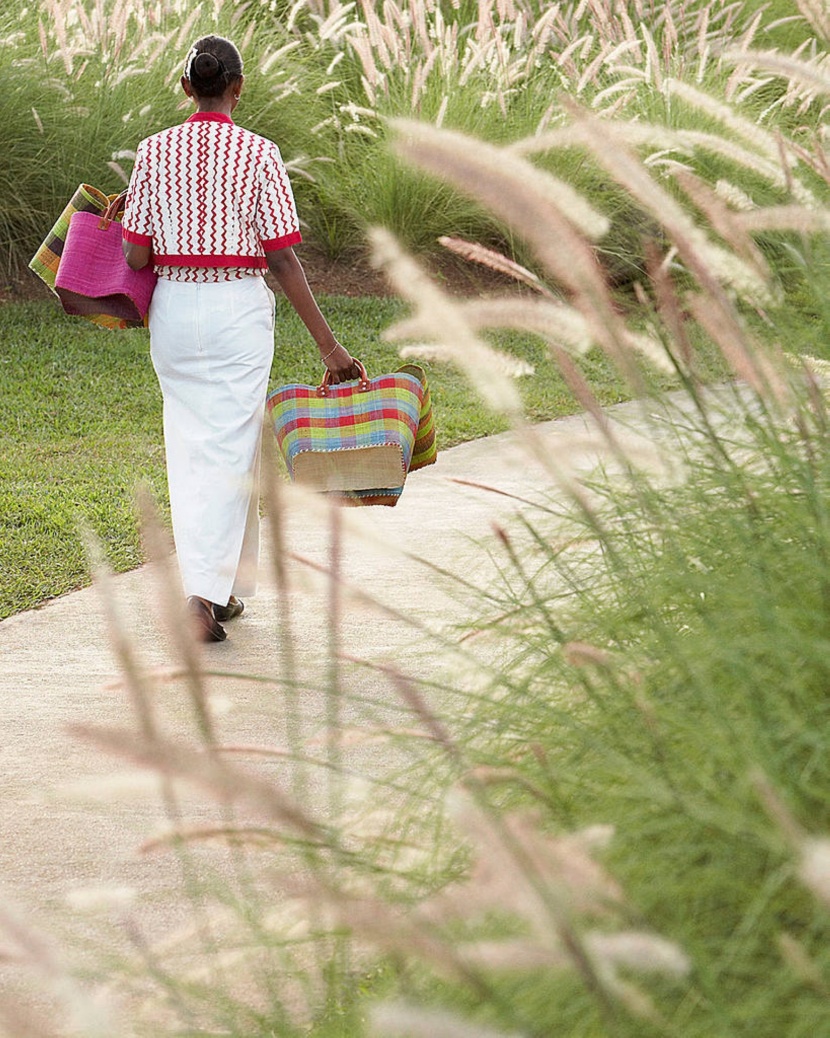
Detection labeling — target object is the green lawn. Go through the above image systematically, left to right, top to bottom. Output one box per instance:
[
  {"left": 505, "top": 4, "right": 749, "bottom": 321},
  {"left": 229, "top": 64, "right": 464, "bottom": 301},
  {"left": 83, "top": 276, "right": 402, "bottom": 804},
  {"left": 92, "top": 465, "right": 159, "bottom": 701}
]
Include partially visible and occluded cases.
[
  {"left": 2, "top": 264, "right": 821, "bottom": 622},
  {"left": 0, "top": 293, "right": 634, "bottom": 620}
]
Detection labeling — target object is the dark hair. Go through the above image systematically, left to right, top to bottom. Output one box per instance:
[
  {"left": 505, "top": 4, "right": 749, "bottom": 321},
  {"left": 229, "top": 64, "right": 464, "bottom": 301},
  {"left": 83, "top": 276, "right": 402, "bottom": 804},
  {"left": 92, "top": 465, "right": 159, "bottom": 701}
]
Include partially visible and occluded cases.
[{"left": 184, "top": 35, "right": 243, "bottom": 98}]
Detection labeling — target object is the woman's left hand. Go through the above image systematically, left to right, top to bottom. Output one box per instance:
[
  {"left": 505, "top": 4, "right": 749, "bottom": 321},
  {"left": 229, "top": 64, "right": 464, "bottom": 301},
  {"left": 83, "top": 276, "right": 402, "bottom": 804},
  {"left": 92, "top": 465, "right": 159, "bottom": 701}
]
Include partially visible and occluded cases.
[{"left": 323, "top": 343, "right": 362, "bottom": 384}]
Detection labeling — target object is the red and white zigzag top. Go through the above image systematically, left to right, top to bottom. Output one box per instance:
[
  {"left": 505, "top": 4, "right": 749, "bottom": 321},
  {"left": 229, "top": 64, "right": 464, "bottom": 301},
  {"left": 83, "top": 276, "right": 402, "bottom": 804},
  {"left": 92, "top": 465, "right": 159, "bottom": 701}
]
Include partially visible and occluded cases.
[{"left": 122, "top": 112, "right": 302, "bottom": 282}]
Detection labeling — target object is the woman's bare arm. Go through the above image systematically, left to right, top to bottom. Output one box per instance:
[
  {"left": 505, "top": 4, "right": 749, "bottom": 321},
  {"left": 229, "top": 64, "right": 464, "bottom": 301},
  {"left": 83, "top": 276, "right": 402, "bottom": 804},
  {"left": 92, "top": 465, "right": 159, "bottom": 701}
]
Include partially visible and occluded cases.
[{"left": 266, "top": 247, "right": 360, "bottom": 383}]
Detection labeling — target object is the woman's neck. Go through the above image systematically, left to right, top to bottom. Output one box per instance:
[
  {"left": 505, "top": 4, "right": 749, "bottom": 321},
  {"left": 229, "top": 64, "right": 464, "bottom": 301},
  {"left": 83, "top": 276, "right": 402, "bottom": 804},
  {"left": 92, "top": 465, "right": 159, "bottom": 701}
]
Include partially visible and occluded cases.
[{"left": 195, "top": 99, "right": 234, "bottom": 116}]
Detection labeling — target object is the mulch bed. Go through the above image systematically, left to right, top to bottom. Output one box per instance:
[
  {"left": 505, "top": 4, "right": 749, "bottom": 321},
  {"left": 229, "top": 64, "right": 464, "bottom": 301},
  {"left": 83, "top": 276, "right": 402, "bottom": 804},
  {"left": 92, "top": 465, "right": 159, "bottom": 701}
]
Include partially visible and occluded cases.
[{"left": 2, "top": 245, "right": 529, "bottom": 305}]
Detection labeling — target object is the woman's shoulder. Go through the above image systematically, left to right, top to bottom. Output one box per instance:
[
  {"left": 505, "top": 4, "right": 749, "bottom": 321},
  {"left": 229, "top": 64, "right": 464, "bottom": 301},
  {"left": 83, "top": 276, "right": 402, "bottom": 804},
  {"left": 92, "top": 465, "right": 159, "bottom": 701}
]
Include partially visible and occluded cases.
[
  {"left": 136, "top": 121, "right": 283, "bottom": 163},
  {"left": 136, "top": 122, "right": 188, "bottom": 151},
  {"left": 235, "top": 124, "right": 282, "bottom": 155}
]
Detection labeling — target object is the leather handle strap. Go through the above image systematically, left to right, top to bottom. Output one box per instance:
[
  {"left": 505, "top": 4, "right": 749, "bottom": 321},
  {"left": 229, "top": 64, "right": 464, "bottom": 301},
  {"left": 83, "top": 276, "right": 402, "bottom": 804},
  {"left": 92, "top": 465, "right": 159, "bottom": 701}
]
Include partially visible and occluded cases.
[
  {"left": 98, "top": 190, "right": 128, "bottom": 231},
  {"left": 317, "top": 359, "right": 370, "bottom": 397}
]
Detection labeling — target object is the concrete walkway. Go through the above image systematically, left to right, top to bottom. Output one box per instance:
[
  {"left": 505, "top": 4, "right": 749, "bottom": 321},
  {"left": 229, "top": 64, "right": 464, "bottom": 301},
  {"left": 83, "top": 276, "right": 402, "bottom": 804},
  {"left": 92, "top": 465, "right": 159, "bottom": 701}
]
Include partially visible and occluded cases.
[{"left": 0, "top": 397, "right": 679, "bottom": 1031}]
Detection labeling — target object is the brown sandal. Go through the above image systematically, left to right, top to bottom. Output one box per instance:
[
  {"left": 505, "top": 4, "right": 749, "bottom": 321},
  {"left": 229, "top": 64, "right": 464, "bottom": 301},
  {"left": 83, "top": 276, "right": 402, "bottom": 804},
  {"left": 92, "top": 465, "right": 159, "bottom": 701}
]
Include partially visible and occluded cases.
[
  {"left": 213, "top": 596, "right": 244, "bottom": 622},
  {"left": 187, "top": 597, "right": 227, "bottom": 643}
]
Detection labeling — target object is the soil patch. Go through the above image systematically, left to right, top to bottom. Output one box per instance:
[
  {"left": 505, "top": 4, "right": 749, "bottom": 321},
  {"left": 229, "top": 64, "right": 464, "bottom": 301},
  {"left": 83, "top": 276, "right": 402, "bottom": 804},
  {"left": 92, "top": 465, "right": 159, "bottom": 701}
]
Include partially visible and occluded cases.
[
  {"left": 293, "top": 245, "right": 530, "bottom": 298},
  {"left": 3, "top": 246, "right": 529, "bottom": 306}
]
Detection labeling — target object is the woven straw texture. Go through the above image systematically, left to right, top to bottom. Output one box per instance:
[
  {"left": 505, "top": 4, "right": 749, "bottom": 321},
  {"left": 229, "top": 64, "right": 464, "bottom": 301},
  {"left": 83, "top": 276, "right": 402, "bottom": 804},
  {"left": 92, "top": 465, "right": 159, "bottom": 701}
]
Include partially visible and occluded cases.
[
  {"left": 28, "top": 183, "right": 142, "bottom": 331},
  {"left": 55, "top": 210, "right": 157, "bottom": 322},
  {"left": 267, "top": 367, "right": 437, "bottom": 506},
  {"left": 294, "top": 443, "right": 407, "bottom": 491}
]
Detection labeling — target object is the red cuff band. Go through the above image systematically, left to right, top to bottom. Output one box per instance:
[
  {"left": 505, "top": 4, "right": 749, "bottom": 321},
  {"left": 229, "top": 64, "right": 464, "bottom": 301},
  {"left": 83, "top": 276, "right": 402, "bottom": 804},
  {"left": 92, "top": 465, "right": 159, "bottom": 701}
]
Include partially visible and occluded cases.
[
  {"left": 122, "top": 228, "right": 152, "bottom": 246},
  {"left": 261, "top": 230, "right": 303, "bottom": 252}
]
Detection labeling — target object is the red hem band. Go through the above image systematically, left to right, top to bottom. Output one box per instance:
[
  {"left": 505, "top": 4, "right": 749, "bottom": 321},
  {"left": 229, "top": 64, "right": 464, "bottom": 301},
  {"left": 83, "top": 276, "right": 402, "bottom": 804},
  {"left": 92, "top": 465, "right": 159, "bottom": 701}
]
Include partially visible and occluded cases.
[
  {"left": 124, "top": 235, "right": 302, "bottom": 260},
  {"left": 154, "top": 254, "right": 269, "bottom": 269}
]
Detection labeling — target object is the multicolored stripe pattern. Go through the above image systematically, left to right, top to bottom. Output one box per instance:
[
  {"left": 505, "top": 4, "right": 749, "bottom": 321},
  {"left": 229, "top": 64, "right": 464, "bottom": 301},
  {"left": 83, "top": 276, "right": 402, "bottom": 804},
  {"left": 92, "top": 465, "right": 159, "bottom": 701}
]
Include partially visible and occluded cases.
[
  {"left": 28, "top": 183, "right": 142, "bottom": 331},
  {"left": 399, "top": 364, "right": 437, "bottom": 471},
  {"left": 267, "top": 366, "right": 437, "bottom": 507}
]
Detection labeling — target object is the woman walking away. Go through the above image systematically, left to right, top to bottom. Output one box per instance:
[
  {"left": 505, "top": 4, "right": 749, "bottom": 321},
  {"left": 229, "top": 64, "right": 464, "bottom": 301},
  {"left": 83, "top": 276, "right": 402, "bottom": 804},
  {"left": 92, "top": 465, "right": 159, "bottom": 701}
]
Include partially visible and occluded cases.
[{"left": 122, "top": 35, "right": 359, "bottom": 643}]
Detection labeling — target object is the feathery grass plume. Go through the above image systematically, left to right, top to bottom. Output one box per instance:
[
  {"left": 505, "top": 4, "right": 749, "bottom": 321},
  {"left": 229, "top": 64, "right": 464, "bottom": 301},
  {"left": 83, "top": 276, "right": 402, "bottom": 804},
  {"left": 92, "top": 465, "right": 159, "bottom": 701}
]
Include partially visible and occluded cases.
[
  {"left": 795, "top": 0, "right": 830, "bottom": 41},
  {"left": 724, "top": 47, "right": 830, "bottom": 101},
  {"left": 590, "top": 77, "right": 641, "bottom": 113},
  {"left": 666, "top": 77, "right": 783, "bottom": 162},
  {"left": 563, "top": 103, "right": 790, "bottom": 403},
  {"left": 389, "top": 118, "right": 646, "bottom": 390},
  {"left": 391, "top": 118, "right": 608, "bottom": 241},
  {"left": 516, "top": 118, "right": 812, "bottom": 208},
  {"left": 508, "top": 123, "right": 672, "bottom": 157},
  {"left": 675, "top": 129, "right": 816, "bottom": 206},
  {"left": 785, "top": 136, "right": 830, "bottom": 187},
  {"left": 673, "top": 169, "right": 772, "bottom": 279},
  {"left": 714, "top": 178, "right": 757, "bottom": 211},
  {"left": 734, "top": 205, "right": 830, "bottom": 234},
  {"left": 370, "top": 227, "right": 524, "bottom": 414},
  {"left": 437, "top": 235, "right": 556, "bottom": 297},
  {"left": 645, "top": 237, "right": 695, "bottom": 375},
  {"left": 684, "top": 290, "right": 789, "bottom": 406},
  {"left": 391, "top": 295, "right": 593, "bottom": 356},
  {"left": 621, "top": 328, "right": 679, "bottom": 375},
  {"left": 398, "top": 343, "right": 534, "bottom": 377},
  {"left": 547, "top": 344, "right": 619, "bottom": 446},
  {"left": 260, "top": 435, "right": 314, "bottom": 804},
  {"left": 136, "top": 488, "right": 217, "bottom": 748},
  {"left": 78, "top": 518, "right": 205, "bottom": 940},
  {"left": 81, "top": 522, "right": 158, "bottom": 740},
  {"left": 563, "top": 641, "right": 613, "bottom": 668},
  {"left": 378, "top": 661, "right": 462, "bottom": 764},
  {"left": 69, "top": 724, "right": 327, "bottom": 841},
  {"left": 467, "top": 766, "right": 558, "bottom": 807},
  {"left": 751, "top": 768, "right": 806, "bottom": 846},
  {"left": 417, "top": 795, "right": 694, "bottom": 1023},
  {"left": 436, "top": 796, "right": 623, "bottom": 927},
  {"left": 140, "top": 824, "right": 285, "bottom": 853},
  {"left": 799, "top": 838, "right": 830, "bottom": 906},
  {"left": 285, "top": 884, "right": 478, "bottom": 983},
  {"left": 65, "top": 886, "right": 137, "bottom": 912},
  {"left": 0, "top": 899, "right": 113, "bottom": 1037},
  {"left": 458, "top": 928, "right": 690, "bottom": 981},
  {"left": 585, "top": 931, "right": 690, "bottom": 977},
  {"left": 777, "top": 932, "right": 830, "bottom": 995},
  {"left": 458, "top": 937, "right": 570, "bottom": 970},
  {"left": 0, "top": 999, "right": 74, "bottom": 1038},
  {"left": 370, "top": 1003, "right": 522, "bottom": 1038}
]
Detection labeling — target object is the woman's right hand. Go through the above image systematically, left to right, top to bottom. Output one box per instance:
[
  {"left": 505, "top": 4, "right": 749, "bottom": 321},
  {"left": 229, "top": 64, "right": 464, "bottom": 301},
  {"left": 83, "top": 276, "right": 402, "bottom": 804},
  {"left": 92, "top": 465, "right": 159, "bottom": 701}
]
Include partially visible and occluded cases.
[{"left": 323, "top": 342, "right": 362, "bottom": 384}]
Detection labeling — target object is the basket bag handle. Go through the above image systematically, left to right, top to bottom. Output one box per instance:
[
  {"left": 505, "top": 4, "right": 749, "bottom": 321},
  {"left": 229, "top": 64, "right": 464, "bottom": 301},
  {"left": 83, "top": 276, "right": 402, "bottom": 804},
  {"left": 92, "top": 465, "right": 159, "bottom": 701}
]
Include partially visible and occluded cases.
[
  {"left": 97, "top": 191, "right": 128, "bottom": 231},
  {"left": 317, "top": 359, "right": 370, "bottom": 397}
]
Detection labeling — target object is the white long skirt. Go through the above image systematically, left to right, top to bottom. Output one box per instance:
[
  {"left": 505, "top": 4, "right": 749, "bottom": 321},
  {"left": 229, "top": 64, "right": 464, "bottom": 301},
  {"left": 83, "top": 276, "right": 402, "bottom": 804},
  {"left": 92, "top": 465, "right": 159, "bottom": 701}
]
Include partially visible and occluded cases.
[{"left": 148, "top": 276, "right": 276, "bottom": 606}]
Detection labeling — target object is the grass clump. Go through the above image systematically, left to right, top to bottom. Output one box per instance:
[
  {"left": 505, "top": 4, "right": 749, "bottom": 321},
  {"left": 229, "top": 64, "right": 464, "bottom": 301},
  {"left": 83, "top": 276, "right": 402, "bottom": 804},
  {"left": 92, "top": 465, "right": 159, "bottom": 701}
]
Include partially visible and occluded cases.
[
  {"left": 3, "top": 0, "right": 828, "bottom": 284},
  {"left": 442, "top": 385, "right": 830, "bottom": 1035}
]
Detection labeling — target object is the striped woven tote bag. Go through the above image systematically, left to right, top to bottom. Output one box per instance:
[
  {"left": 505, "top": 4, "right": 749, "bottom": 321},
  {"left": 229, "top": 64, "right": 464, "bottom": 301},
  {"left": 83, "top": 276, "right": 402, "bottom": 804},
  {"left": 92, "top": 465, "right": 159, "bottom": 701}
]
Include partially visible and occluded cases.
[
  {"left": 28, "top": 183, "right": 145, "bottom": 331},
  {"left": 266, "top": 363, "right": 437, "bottom": 507}
]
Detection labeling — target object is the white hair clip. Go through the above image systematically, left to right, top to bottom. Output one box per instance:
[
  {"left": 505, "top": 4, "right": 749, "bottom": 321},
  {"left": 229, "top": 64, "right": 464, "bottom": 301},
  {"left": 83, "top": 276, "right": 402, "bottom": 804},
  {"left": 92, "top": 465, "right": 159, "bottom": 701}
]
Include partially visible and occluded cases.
[{"left": 183, "top": 45, "right": 199, "bottom": 80}]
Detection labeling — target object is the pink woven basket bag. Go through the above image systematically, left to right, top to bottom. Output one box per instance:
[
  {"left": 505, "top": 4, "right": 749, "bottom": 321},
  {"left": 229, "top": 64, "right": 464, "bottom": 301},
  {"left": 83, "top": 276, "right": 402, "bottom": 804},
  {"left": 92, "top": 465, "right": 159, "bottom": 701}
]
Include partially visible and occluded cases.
[{"left": 55, "top": 191, "right": 157, "bottom": 323}]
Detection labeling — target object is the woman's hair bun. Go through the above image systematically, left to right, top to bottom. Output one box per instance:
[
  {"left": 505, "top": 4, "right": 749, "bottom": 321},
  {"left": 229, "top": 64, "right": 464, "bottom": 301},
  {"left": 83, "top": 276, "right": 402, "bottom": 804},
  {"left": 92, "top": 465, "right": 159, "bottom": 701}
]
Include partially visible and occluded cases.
[
  {"left": 184, "top": 36, "right": 242, "bottom": 97},
  {"left": 192, "top": 52, "right": 221, "bottom": 79}
]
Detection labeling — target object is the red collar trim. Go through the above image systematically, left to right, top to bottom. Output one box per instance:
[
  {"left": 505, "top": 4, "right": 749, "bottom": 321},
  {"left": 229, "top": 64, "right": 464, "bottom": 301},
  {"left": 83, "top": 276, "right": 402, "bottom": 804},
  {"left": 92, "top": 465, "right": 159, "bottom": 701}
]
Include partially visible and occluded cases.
[{"left": 186, "top": 112, "right": 234, "bottom": 125}]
